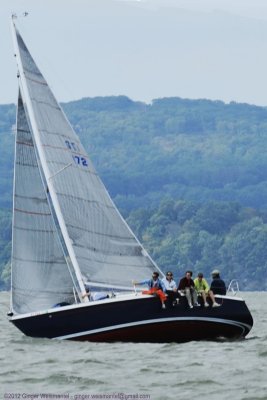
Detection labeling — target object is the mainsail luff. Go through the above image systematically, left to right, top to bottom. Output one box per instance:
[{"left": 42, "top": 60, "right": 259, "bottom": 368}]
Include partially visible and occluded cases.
[
  {"left": 11, "top": 21, "right": 88, "bottom": 302},
  {"left": 11, "top": 21, "right": 163, "bottom": 295}
]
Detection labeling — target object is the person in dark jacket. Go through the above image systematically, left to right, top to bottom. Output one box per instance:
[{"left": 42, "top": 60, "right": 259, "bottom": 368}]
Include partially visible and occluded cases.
[
  {"left": 210, "top": 269, "right": 226, "bottom": 295},
  {"left": 178, "top": 270, "right": 199, "bottom": 308}
]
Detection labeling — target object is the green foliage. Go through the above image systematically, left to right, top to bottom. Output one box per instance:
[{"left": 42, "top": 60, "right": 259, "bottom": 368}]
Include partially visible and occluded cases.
[
  {"left": 1, "top": 96, "right": 267, "bottom": 290},
  {"left": 2, "top": 96, "right": 267, "bottom": 211},
  {"left": 62, "top": 96, "right": 267, "bottom": 212},
  {"left": 0, "top": 198, "right": 267, "bottom": 290},
  {"left": 126, "top": 199, "right": 267, "bottom": 290},
  {"left": 193, "top": 202, "right": 241, "bottom": 234},
  {"left": 219, "top": 217, "right": 267, "bottom": 288}
]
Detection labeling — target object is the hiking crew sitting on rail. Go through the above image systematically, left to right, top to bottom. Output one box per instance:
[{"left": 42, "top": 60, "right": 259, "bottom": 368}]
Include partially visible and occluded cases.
[
  {"left": 210, "top": 269, "right": 226, "bottom": 295},
  {"left": 178, "top": 270, "right": 199, "bottom": 309},
  {"left": 162, "top": 271, "right": 180, "bottom": 306},
  {"left": 132, "top": 272, "right": 167, "bottom": 309},
  {"left": 194, "top": 272, "right": 220, "bottom": 308},
  {"left": 82, "top": 285, "right": 110, "bottom": 301}
]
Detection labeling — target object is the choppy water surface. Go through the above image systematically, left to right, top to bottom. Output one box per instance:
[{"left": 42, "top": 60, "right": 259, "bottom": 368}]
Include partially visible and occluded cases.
[{"left": 0, "top": 292, "right": 266, "bottom": 400}]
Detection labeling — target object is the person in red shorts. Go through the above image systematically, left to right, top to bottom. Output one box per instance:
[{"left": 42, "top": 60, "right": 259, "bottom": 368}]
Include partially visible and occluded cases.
[{"left": 132, "top": 271, "right": 167, "bottom": 309}]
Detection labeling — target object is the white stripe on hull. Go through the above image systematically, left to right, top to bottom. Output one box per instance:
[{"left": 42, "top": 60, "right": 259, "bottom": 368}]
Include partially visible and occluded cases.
[{"left": 54, "top": 316, "right": 252, "bottom": 340}]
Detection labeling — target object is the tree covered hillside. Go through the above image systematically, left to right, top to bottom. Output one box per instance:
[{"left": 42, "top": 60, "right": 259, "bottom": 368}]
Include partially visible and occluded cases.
[
  {"left": 1, "top": 96, "right": 267, "bottom": 290},
  {"left": 1, "top": 96, "right": 267, "bottom": 211},
  {"left": 62, "top": 96, "right": 267, "bottom": 212},
  {"left": 126, "top": 199, "right": 267, "bottom": 290},
  {"left": 1, "top": 200, "right": 267, "bottom": 290}
]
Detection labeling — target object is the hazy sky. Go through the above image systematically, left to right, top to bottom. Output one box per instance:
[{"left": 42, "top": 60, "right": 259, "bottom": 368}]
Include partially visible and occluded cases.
[{"left": 2, "top": 0, "right": 267, "bottom": 106}]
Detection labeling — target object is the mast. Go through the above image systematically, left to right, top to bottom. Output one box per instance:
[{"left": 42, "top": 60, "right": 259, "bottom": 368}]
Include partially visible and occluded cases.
[
  {"left": 11, "top": 18, "right": 88, "bottom": 302},
  {"left": 9, "top": 88, "right": 19, "bottom": 313}
]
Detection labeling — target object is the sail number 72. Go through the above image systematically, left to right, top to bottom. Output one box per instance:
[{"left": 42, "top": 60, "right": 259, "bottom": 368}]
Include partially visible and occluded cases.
[
  {"left": 65, "top": 140, "right": 88, "bottom": 167},
  {"left": 73, "top": 155, "right": 88, "bottom": 166}
]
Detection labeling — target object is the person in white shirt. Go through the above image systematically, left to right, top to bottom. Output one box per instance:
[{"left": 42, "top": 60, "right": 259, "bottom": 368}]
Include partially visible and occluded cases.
[{"left": 162, "top": 271, "right": 179, "bottom": 306}]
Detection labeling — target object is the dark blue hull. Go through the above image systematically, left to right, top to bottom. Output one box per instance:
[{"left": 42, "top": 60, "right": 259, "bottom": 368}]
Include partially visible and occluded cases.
[{"left": 9, "top": 294, "right": 253, "bottom": 343}]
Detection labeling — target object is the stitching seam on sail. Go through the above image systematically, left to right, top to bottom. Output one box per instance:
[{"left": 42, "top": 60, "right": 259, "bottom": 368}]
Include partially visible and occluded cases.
[
  {"left": 25, "top": 74, "right": 48, "bottom": 86},
  {"left": 17, "top": 128, "right": 31, "bottom": 134},
  {"left": 39, "top": 129, "right": 80, "bottom": 140},
  {"left": 16, "top": 140, "right": 34, "bottom": 147},
  {"left": 42, "top": 143, "right": 88, "bottom": 158},
  {"left": 16, "top": 162, "right": 38, "bottom": 167},
  {"left": 14, "top": 194, "right": 47, "bottom": 201},
  {"left": 58, "top": 194, "right": 114, "bottom": 208},
  {"left": 14, "top": 208, "right": 51, "bottom": 216},
  {"left": 67, "top": 223, "right": 133, "bottom": 239},
  {"left": 13, "top": 226, "right": 54, "bottom": 233},
  {"left": 76, "top": 255, "right": 147, "bottom": 268},
  {"left": 13, "top": 256, "right": 67, "bottom": 264}
]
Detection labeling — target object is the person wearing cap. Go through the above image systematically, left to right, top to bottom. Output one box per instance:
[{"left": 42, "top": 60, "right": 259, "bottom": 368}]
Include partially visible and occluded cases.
[
  {"left": 210, "top": 269, "right": 226, "bottom": 295},
  {"left": 194, "top": 272, "right": 220, "bottom": 308}
]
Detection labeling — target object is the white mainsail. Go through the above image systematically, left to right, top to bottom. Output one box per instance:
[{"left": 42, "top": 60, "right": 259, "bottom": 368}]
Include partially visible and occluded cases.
[
  {"left": 11, "top": 22, "right": 161, "bottom": 313},
  {"left": 11, "top": 92, "right": 76, "bottom": 314}
]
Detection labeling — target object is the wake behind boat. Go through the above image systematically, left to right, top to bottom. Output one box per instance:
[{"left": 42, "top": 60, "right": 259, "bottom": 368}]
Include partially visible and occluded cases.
[{"left": 8, "top": 19, "right": 253, "bottom": 342}]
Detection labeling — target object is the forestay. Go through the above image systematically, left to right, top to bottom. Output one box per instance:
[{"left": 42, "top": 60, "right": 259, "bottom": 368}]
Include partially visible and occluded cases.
[{"left": 13, "top": 25, "right": 161, "bottom": 293}]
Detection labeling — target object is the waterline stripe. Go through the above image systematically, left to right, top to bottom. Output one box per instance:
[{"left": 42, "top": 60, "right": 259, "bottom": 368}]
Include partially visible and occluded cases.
[{"left": 54, "top": 317, "right": 252, "bottom": 340}]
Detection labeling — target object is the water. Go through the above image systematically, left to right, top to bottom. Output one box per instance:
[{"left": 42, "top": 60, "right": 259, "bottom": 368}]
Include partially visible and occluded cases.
[{"left": 0, "top": 292, "right": 266, "bottom": 400}]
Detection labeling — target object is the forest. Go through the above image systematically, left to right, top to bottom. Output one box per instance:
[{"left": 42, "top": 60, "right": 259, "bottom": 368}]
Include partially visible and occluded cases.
[{"left": 1, "top": 96, "right": 267, "bottom": 289}]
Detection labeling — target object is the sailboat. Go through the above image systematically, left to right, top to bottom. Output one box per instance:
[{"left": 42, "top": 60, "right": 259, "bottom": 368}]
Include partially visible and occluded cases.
[{"left": 8, "top": 19, "right": 253, "bottom": 342}]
